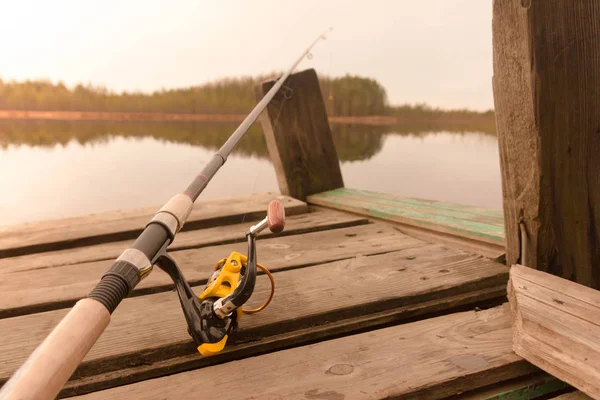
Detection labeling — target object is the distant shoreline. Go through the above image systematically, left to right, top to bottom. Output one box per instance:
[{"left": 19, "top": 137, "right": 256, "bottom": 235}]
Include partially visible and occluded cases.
[{"left": 0, "top": 110, "right": 459, "bottom": 126}]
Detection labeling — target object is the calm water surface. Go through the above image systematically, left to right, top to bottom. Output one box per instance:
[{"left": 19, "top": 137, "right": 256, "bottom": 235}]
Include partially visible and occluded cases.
[{"left": 0, "top": 121, "right": 502, "bottom": 227}]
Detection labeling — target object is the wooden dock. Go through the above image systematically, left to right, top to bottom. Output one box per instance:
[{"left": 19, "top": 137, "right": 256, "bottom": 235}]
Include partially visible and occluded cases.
[
  {"left": 4, "top": 6, "right": 599, "bottom": 394},
  {"left": 0, "top": 190, "right": 575, "bottom": 399}
]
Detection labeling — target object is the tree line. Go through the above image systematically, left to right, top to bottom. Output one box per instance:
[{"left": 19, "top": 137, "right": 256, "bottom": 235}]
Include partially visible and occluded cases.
[{"left": 0, "top": 74, "right": 494, "bottom": 124}]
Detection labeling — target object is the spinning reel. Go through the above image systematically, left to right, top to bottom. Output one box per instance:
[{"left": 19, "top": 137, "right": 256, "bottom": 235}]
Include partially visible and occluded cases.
[{"left": 156, "top": 200, "right": 285, "bottom": 356}]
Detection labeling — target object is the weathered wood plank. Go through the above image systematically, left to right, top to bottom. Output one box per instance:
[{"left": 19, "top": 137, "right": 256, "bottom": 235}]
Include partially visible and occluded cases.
[
  {"left": 493, "top": 0, "right": 600, "bottom": 287},
  {"left": 255, "top": 69, "right": 344, "bottom": 200},
  {"left": 308, "top": 188, "right": 505, "bottom": 250},
  {"left": 311, "top": 188, "right": 504, "bottom": 225},
  {"left": 0, "top": 193, "right": 307, "bottom": 259},
  {"left": 0, "top": 208, "right": 368, "bottom": 274},
  {"left": 0, "top": 223, "right": 420, "bottom": 318},
  {"left": 392, "top": 223, "right": 506, "bottom": 261},
  {"left": 0, "top": 245, "right": 509, "bottom": 395},
  {"left": 508, "top": 265, "right": 600, "bottom": 398},
  {"left": 61, "top": 286, "right": 508, "bottom": 398},
  {"left": 70, "top": 305, "right": 535, "bottom": 400},
  {"left": 453, "top": 373, "right": 569, "bottom": 400},
  {"left": 550, "top": 392, "right": 594, "bottom": 400}
]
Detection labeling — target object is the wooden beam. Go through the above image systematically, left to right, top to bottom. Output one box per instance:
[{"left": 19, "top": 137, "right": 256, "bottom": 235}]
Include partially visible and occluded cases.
[
  {"left": 492, "top": 0, "right": 600, "bottom": 287},
  {"left": 254, "top": 69, "right": 344, "bottom": 200},
  {"left": 508, "top": 265, "right": 600, "bottom": 398}
]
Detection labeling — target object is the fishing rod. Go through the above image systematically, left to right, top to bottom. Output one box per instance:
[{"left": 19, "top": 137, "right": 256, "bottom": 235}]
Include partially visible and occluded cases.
[{"left": 0, "top": 29, "right": 331, "bottom": 400}]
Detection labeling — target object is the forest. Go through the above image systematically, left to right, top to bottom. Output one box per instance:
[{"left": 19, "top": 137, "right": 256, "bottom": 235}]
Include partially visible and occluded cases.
[{"left": 0, "top": 74, "right": 494, "bottom": 128}]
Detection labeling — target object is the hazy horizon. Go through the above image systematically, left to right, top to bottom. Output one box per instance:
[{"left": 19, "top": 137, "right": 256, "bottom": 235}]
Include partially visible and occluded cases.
[{"left": 0, "top": 0, "right": 494, "bottom": 111}]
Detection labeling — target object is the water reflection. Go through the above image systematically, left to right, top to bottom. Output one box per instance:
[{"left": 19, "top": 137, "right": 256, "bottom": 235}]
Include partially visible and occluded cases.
[
  {"left": 0, "top": 120, "right": 501, "bottom": 227},
  {"left": 0, "top": 120, "right": 496, "bottom": 161}
]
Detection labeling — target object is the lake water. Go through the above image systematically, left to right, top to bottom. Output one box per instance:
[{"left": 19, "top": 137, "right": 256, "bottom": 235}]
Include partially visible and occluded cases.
[{"left": 0, "top": 121, "right": 502, "bottom": 227}]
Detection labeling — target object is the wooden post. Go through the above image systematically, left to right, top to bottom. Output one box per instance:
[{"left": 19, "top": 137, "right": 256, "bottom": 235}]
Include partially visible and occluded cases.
[
  {"left": 493, "top": 0, "right": 600, "bottom": 287},
  {"left": 254, "top": 68, "right": 344, "bottom": 201}
]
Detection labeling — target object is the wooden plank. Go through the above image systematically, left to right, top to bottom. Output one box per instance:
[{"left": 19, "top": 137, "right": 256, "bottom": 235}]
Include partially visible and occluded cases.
[
  {"left": 493, "top": 0, "right": 600, "bottom": 287},
  {"left": 254, "top": 69, "right": 344, "bottom": 200},
  {"left": 307, "top": 188, "right": 505, "bottom": 245},
  {"left": 311, "top": 188, "right": 504, "bottom": 224},
  {"left": 0, "top": 193, "right": 307, "bottom": 259},
  {"left": 0, "top": 208, "right": 368, "bottom": 274},
  {"left": 0, "top": 223, "right": 420, "bottom": 318},
  {"left": 392, "top": 223, "right": 505, "bottom": 261},
  {"left": 0, "top": 248, "right": 509, "bottom": 395},
  {"left": 508, "top": 265, "right": 600, "bottom": 398},
  {"left": 61, "top": 286, "right": 508, "bottom": 397},
  {"left": 69, "top": 305, "right": 536, "bottom": 400},
  {"left": 452, "top": 373, "right": 569, "bottom": 400},
  {"left": 550, "top": 392, "right": 594, "bottom": 400}
]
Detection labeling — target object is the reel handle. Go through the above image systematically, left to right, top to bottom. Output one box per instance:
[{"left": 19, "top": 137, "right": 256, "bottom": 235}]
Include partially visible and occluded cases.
[
  {"left": 248, "top": 199, "right": 286, "bottom": 236},
  {"left": 267, "top": 200, "right": 285, "bottom": 233}
]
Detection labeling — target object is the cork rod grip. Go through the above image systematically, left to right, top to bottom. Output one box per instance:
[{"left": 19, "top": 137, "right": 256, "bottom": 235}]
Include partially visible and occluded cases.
[{"left": 0, "top": 298, "right": 111, "bottom": 400}]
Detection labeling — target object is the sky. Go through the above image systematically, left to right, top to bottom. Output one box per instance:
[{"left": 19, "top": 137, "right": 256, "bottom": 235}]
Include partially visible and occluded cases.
[{"left": 0, "top": 0, "right": 494, "bottom": 110}]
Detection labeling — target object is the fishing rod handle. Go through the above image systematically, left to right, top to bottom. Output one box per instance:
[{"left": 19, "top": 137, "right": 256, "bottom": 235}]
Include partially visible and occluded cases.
[{"left": 0, "top": 299, "right": 110, "bottom": 400}]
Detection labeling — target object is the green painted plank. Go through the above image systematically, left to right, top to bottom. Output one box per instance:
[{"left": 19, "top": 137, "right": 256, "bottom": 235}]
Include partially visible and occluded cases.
[
  {"left": 313, "top": 188, "right": 504, "bottom": 224},
  {"left": 343, "top": 188, "right": 504, "bottom": 218},
  {"left": 309, "top": 189, "right": 505, "bottom": 244},
  {"left": 314, "top": 190, "right": 505, "bottom": 229}
]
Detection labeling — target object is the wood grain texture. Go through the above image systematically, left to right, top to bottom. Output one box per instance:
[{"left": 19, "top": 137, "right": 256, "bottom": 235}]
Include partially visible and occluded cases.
[
  {"left": 492, "top": 0, "right": 540, "bottom": 270},
  {"left": 493, "top": 0, "right": 600, "bottom": 287},
  {"left": 254, "top": 69, "right": 344, "bottom": 200},
  {"left": 307, "top": 188, "right": 505, "bottom": 254},
  {"left": 0, "top": 193, "right": 307, "bottom": 259},
  {"left": 0, "top": 208, "right": 368, "bottom": 274},
  {"left": 0, "top": 223, "right": 420, "bottom": 318},
  {"left": 393, "top": 223, "right": 505, "bottom": 261},
  {"left": 0, "top": 245, "right": 510, "bottom": 395},
  {"left": 508, "top": 265, "right": 600, "bottom": 398},
  {"left": 60, "top": 285, "right": 508, "bottom": 397},
  {"left": 70, "top": 305, "right": 535, "bottom": 400},
  {"left": 453, "top": 373, "right": 569, "bottom": 400},
  {"left": 550, "top": 392, "right": 594, "bottom": 400}
]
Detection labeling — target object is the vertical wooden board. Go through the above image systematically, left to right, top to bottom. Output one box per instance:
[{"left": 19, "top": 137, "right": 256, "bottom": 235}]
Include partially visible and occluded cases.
[
  {"left": 492, "top": 0, "right": 541, "bottom": 268},
  {"left": 493, "top": 0, "right": 600, "bottom": 288},
  {"left": 531, "top": 1, "right": 600, "bottom": 288},
  {"left": 255, "top": 69, "right": 344, "bottom": 200}
]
